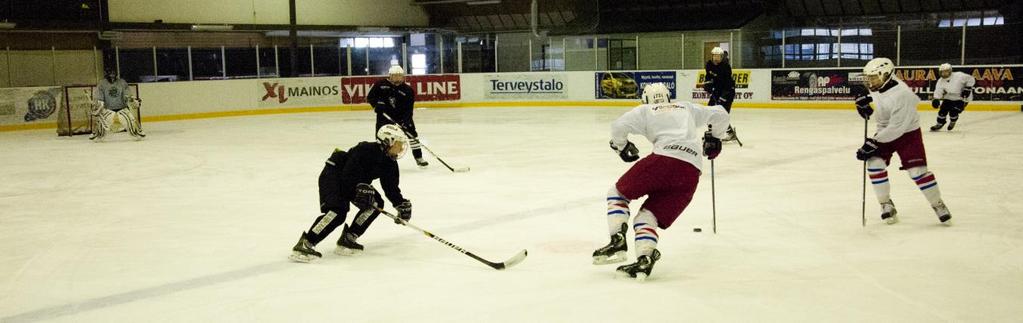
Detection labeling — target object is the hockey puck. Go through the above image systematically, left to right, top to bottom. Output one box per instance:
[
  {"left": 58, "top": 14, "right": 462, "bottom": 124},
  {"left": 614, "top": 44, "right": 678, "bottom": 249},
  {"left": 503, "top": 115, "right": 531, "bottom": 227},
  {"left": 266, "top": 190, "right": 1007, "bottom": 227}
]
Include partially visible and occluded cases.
[{"left": 693, "top": 228, "right": 702, "bottom": 232}]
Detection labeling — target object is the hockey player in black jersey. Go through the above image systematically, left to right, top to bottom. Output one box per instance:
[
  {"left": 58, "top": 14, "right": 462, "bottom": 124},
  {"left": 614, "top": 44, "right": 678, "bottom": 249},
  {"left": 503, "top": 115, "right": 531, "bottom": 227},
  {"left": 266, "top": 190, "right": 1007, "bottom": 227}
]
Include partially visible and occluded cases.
[
  {"left": 704, "top": 47, "right": 741, "bottom": 145},
  {"left": 367, "top": 65, "right": 429, "bottom": 167},
  {"left": 289, "top": 125, "right": 414, "bottom": 262}
]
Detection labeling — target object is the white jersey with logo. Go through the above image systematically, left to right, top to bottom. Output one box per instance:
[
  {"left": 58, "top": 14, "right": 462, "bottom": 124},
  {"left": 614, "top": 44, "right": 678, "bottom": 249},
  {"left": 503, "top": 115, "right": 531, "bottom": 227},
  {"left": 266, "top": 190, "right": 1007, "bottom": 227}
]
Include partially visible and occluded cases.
[
  {"left": 933, "top": 71, "right": 975, "bottom": 102},
  {"left": 95, "top": 78, "right": 131, "bottom": 111},
  {"left": 870, "top": 78, "right": 921, "bottom": 143},
  {"left": 611, "top": 101, "right": 730, "bottom": 172}
]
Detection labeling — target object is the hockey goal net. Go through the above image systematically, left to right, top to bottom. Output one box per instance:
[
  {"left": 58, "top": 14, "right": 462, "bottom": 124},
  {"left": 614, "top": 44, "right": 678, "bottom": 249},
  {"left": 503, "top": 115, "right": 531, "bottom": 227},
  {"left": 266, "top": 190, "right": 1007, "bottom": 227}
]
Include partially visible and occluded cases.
[{"left": 58, "top": 84, "right": 140, "bottom": 136}]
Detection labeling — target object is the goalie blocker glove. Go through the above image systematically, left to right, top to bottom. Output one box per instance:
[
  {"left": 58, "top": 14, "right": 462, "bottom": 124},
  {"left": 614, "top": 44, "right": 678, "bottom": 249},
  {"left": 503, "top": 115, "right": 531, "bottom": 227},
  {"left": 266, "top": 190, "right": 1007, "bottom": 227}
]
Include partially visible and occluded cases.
[
  {"left": 932, "top": 99, "right": 941, "bottom": 109},
  {"left": 856, "top": 139, "right": 880, "bottom": 161},
  {"left": 610, "top": 140, "right": 640, "bottom": 162}
]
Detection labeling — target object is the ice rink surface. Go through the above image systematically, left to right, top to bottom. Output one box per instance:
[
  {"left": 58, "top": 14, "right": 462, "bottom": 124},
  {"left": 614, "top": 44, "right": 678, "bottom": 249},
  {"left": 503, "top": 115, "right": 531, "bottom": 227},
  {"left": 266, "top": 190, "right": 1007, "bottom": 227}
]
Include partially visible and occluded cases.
[{"left": 1, "top": 107, "right": 1022, "bottom": 322}]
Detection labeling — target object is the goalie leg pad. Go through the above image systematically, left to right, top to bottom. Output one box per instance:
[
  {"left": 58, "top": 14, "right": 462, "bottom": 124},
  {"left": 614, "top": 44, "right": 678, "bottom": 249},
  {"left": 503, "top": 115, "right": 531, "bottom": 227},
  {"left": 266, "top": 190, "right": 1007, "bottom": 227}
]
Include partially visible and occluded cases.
[
  {"left": 116, "top": 108, "right": 144, "bottom": 138},
  {"left": 92, "top": 109, "right": 115, "bottom": 140}
]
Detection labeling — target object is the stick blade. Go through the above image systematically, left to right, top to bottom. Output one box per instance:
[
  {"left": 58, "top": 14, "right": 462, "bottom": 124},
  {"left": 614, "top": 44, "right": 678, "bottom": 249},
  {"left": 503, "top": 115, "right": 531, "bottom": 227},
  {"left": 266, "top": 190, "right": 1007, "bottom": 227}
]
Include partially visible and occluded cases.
[
  {"left": 453, "top": 167, "right": 470, "bottom": 173},
  {"left": 495, "top": 249, "right": 528, "bottom": 270}
]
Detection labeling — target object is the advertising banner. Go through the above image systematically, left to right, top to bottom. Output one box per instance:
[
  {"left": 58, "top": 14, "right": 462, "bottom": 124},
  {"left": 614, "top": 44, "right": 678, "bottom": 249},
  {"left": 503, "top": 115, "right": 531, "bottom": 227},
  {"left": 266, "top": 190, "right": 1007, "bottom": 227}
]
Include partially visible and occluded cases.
[
  {"left": 896, "top": 66, "right": 1023, "bottom": 101},
  {"left": 692, "top": 69, "right": 755, "bottom": 101},
  {"left": 771, "top": 69, "right": 859, "bottom": 101},
  {"left": 595, "top": 71, "right": 676, "bottom": 100},
  {"left": 483, "top": 73, "right": 566, "bottom": 100},
  {"left": 341, "top": 74, "right": 461, "bottom": 104},
  {"left": 258, "top": 78, "right": 342, "bottom": 107},
  {"left": 0, "top": 87, "right": 63, "bottom": 125}
]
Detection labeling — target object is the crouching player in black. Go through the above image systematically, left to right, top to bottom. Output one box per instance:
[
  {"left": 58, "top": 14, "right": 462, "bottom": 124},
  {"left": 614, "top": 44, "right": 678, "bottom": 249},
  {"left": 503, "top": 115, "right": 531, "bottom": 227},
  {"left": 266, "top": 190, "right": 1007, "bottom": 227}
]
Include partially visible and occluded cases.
[{"left": 289, "top": 124, "right": 414, "bottom": 262}]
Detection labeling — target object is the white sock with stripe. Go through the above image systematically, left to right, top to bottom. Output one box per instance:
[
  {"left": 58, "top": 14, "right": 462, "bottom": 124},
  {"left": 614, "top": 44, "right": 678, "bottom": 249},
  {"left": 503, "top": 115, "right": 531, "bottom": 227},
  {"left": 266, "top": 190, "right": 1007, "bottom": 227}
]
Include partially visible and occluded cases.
[
  {"left": 866, "top": 158, "right": 891, "bottom": 203},
  {"left": 908, "top": 166, "right": 943, "bottom": 206},
  {"left": 606, "top": 186, "right": 630, "bottom": 236},
  {"left": 633, "top": 209, "right": 658, "bottom": 258}
]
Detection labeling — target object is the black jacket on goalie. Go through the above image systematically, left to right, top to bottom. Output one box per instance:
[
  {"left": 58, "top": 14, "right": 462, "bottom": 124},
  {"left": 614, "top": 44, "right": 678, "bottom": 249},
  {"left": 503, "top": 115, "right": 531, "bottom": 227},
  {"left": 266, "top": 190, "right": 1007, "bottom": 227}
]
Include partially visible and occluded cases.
[
  {"left": 704, "top": 59, "right": 736, "bottom": 112},
  {"left": 303, "top": 141, "right": 405, "bottom": 245}
]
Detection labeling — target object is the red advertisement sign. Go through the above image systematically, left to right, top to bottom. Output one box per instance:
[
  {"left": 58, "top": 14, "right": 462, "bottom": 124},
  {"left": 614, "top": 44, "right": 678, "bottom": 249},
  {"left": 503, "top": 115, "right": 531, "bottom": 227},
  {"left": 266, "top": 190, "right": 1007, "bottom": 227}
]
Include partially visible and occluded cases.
[{"left": 341, "top": 74, "right": 461, "bottom": 104}]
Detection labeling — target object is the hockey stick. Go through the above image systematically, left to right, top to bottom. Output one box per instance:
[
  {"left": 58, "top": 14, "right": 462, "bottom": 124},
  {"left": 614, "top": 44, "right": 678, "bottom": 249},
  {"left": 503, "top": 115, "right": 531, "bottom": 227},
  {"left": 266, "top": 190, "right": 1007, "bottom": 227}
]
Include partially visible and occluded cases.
[
  {"left": 381, "top": 114, "right": 469, "bottom": 173},
  {"left": 861, "top": 118, "right": 868, "bottom": 227},
  {"left": 711, "top": 159, "right": 717, "bottom": 234},
  {"left": 374, "top": 206, "right": 528, "bottom": 270}
]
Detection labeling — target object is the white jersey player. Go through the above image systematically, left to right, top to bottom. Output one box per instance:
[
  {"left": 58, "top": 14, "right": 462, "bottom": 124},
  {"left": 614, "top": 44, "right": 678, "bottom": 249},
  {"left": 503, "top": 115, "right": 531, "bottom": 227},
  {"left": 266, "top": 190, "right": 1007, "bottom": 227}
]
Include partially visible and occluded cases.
[
  {"left": 854, "top": 58, "right": 951, "bottom": 225},
  {"left": 930, "top": 63, "right": 975, "bottom": 131},
  {"left": 92, "top": 68, "right": 144, "bottom": 141},
  {"left": 592, "top": 83, "right": 730, "bottom": 281}
]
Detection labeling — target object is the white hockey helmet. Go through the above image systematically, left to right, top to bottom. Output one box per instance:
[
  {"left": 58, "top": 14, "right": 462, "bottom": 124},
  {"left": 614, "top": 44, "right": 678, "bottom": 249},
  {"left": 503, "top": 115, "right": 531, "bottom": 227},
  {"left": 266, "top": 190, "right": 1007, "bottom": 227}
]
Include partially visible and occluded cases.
[
  {"left": 711, "top": 47, "right": 724, "bottom": 55},
  {"left": 863, "top": 57, "right": 895, "bottom": 90},
  {"left": 938, "top": 63, "right": 952, "bottom": 71},
  {"left": 388, "top": 65, "right": 405, "bottom": 75},
  {"left": 642, "top": 82, "right": 671, "bottom": 104},
  {"left": 376, "top": 124, "right": 409, "bottom": 159}
]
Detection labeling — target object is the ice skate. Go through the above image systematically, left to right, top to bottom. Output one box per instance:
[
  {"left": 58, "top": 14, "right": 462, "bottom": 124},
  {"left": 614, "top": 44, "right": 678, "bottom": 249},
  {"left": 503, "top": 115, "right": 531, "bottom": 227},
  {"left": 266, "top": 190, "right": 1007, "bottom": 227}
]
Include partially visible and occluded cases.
[
  {"left": 946, "top": 121, "right": 956, "bottom": 131},
  {"left": 929, "top": 123, "right": 945, "bottom": 132},
  {"left": 724, "top": 126, "right": 743, "bottom": 147},
  {"left": 415, "top": 157, "right": 429, "bottom": 168},
  {"left": 881, "top": 200, "right": 898, "bottom": 224},
  {"left": 933, "top": 201, "right": 952, "bottom": 225},
  {"left": 592, "top": 223, "right": 628, "bottom": 265},
  {"left": 335, "top": 224, "right": 364, "bottom": 256},
  {"left": 289, "top": 234, "right": 322, "bottom": 263},
  {"left": 616, "top": 249, "right": 661, "bottom": 282}
]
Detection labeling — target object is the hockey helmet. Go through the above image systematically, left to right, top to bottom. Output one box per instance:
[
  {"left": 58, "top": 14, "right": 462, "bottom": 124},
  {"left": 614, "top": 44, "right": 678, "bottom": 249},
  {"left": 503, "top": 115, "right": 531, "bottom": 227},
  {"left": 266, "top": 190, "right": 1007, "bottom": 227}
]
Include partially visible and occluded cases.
[
  {"left": 711, "top": 47, "right": 724, "bottom": 55},
  {"left": 862, "top": 57, "right": 895, "bottom": 91},
  {"left": 938, "top": 63, "right": 952, "bottom": 71},
  {"left": 388, "top": 65, "right": 405, "bottom": 75},
  {"left": 642, "top": 83, "right": 671, "bottom": 104},
  {"left": 377, "top": 124, "right": 409, "bottom": 160}
]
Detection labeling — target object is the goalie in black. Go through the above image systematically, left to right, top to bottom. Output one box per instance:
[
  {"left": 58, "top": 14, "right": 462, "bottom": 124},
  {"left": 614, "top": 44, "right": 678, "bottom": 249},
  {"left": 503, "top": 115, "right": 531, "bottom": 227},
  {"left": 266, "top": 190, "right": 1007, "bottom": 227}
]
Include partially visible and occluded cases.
[
  {"left": 91, "top": 67, "right": 144, "bottom": 141},
  {"left": 289, "top": 124, "right": 414, "bottom": 263}
]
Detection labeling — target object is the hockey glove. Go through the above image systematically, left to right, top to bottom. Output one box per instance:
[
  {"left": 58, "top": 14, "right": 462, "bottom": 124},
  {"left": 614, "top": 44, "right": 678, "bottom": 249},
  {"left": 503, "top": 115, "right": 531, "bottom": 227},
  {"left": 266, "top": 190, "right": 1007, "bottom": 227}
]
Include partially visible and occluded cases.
[
  {"left": 702, "top": 79, "right": 714, "bottom": 93},
  {"left": 961, "top": 87, "right": 972, "bottom": 99},
  {"left": 855, "top": 95, "right": 873, "bottom": 120},
  {"left": 931, "top": 99, "right": 941, "bottom": 109},
  {"left": 703, "top": 130, "right": 722, "bottom": 160},
  {"left": 856, "top": 139, "right": 880, "bottom": 161},
  {"left": 610, "top": 140, "right": 640, "bottom": 163},
  {"left": 353, "top": 183, "right": 377, "bottom": 209},
  {"left": 395, "top": 199, "right": 412, "bottom": 224}
]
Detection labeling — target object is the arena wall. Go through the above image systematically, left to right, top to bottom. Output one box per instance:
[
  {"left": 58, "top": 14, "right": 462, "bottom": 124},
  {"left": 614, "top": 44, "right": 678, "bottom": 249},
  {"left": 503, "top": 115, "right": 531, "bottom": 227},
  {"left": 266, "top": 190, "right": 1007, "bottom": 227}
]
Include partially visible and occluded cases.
[{"left": 1, "top": 68, "right": 1020, "bottom": 132}]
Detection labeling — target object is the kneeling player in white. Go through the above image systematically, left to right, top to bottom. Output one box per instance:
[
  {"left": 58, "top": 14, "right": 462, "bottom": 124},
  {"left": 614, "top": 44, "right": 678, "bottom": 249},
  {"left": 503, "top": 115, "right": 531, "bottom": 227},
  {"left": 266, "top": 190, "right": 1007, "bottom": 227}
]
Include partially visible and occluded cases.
[
  {"left": 855, "top": 58, "right": 952, "bottom": 225},
  {"left": 930, "top": 63, "right": 974, "bottom": 131},
  {"left": 91, "top": 68, "right": 145, "bottom": 141},
  {"left": 592, "top": 83, "right": 730, "bottom": 281}
]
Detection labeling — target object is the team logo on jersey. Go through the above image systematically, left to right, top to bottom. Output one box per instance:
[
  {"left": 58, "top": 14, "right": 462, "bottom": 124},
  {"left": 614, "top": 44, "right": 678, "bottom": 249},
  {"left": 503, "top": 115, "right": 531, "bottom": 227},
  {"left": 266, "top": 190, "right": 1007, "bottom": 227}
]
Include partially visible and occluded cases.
[{"left": 24, "top": 90, "right": 57, "bottom": 122}]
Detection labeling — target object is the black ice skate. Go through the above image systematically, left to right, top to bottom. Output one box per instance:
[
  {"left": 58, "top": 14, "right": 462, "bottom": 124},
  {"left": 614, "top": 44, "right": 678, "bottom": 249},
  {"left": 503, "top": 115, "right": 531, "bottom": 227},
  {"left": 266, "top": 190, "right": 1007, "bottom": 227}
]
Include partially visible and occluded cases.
[
  {"left": 946, "top": 121, "right": 957, "bottom": 131},
  {"left": 929, "top": 123, "right": 946, "bottom": 132},
  {"left": 415, "top": 157, "right": 429, "bottom": 167},
  {"left": 880, "top": 200, "right": 898, "bottom": 224},
  {"left": 933, "top": 201, "right": 952, "bottom": 225},
  {"left": 592, "top": 223, "right": 628, "bottom": 265},
  {"left": 335, "top": 224, "right": 364, "bottom": 256},
  {"left": 289, "top": 234, "right": 322, "bottom": 263},
  {"left": 616, "top": 249, "right": 661, "bottom": 282}
]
